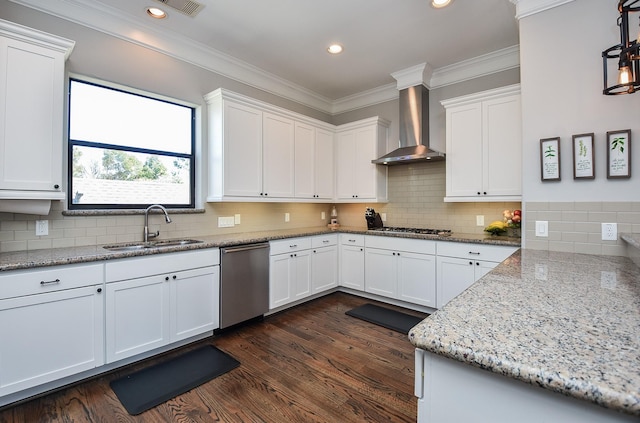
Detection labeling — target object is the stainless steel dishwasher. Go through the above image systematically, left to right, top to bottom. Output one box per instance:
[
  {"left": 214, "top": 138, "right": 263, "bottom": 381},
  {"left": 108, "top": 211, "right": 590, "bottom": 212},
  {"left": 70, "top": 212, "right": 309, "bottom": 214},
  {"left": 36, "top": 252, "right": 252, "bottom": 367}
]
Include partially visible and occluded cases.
[{"left": 219, "top": 242, "right": 270, "bottom": 329}]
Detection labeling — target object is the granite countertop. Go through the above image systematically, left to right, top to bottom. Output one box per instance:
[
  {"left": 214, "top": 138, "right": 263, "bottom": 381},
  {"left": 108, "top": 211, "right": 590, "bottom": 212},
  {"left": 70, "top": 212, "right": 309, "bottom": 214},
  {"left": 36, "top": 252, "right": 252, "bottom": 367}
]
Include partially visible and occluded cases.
[
  {"left": 0, "top": 226, "right": 520, "bottom": 272},
  {"left": 409, "top": 248, "right": 640, "bottom": 416}
]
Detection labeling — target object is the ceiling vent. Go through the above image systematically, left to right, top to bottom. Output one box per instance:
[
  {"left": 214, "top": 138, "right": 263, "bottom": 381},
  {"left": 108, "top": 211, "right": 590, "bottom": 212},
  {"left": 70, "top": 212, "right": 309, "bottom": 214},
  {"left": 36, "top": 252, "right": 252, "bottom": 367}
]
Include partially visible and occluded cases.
[{"left": 153, "top": 0, "right": 205, "bottom": 17}]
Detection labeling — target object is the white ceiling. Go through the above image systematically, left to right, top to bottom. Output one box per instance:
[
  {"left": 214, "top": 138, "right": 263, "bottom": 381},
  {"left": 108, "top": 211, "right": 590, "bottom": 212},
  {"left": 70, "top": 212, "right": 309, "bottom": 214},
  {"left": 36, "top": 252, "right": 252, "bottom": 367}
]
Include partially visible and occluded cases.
[{"left": 8, "top": 0, "right": 520, "bottom": 113}]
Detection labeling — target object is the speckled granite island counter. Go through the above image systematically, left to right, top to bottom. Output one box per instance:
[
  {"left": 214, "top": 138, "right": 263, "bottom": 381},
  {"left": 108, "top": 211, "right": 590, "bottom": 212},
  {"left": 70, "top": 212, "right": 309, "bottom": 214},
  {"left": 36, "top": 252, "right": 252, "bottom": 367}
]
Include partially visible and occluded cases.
[{"left": 409, "top": 249, "right": 640, "bottom": 422}]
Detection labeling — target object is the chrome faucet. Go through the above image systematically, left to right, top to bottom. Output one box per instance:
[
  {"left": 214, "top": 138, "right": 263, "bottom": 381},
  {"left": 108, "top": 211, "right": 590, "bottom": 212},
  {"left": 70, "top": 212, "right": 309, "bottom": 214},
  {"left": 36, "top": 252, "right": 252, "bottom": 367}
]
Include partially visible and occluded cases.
[{"left": 144, "top": 204, "right": 172, "bottom": 242}]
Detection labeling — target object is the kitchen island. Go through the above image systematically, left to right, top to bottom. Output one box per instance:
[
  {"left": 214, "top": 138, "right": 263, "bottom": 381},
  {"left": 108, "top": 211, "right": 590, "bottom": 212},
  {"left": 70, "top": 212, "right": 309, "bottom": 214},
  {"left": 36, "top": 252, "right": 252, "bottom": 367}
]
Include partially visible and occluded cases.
[{"left": 409, "top": 248, "right": 640, "bottom": 422}]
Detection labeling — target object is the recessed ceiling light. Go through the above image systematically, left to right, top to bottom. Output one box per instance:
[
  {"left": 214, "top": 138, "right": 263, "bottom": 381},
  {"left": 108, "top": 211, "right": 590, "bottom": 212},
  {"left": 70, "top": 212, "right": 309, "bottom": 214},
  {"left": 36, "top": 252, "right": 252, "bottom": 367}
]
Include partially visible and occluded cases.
[
  {"left": 431, "top": 0, "right": 452, "bottom": 8},
  {"left": 146, "top": 7, "right": 167, "bottom": 19},
  {"left": 327, "top": 44, "right": 344, "bottom": 54}
]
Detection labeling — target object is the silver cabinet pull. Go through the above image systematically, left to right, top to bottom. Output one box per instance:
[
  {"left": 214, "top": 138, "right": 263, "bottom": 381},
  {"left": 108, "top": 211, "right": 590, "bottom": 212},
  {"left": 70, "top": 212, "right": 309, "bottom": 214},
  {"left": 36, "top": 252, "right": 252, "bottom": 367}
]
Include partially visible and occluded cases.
[
  {"left": 348, "top": 239, "right": 356, "bottom": 242},
  {"left": 323, "top": 240, "right": 330, "bottom": 243},
  {"left": 289, "top": 244, "right": 297, "bottom": 248},
  {"left": 469, "top": 251, "right": 481, "bottom": 255},
  {"left": 40, "top": 278, "right": 61, "bottom": 286}
]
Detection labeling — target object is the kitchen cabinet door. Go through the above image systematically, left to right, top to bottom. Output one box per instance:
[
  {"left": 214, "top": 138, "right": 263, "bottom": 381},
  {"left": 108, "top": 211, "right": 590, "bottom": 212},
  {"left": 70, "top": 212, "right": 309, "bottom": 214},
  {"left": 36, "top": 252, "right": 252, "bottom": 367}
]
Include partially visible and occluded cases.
[
  {"left": 0, "top": 23, "right": 73, "bottom": 199},
  {"left": 443, "top": 85, "right": 521, "bottom": 202},
  {"left": 482, "top": 95, "right": 522, "bottom": 197},
  {"left": 221, "top": 100, "right": 263, "bottom": 197},
  {"left": 445, "top": 103, "right": 483, "bottom": 198},
  {"left": 262, "top": 112, "right": 295, "bottom": 198},
  {"left": 335, "top": 117, "right": 389, "bottom": 202},
  {"left": 294, "top": 122, "right": 315, "bottom": 198},
  {"left": 313, "top": 127, "right": 335, "bottom": 199},
  {"left": 339, "top": 243, "right": 365, "bottom": 291},
  {"left": 311, "top": 245, "right": 338, "bottom": 293},
  {"left": 364, "top": 248, "right": 397, "bottom": 297},
  {"left": 269, "top": 249, "right": 311, "bottom": 309},
  {"left": 397, "top": 251, "right": 436, "bottom": 308},
  {"left": 436, "top": 256, "right": 476, "bottom": 308},
  {"left": 106, "top": 264, "right": 219, "bottom": 363},
  {"left": 171, "top": 266, "right": 219, "bottom": 342},
  {"left": 106, "top": 274, "right": 170, "bottom": 363},
  {"left": 0, "top": 286, "right": 104, "bottom": 396}
]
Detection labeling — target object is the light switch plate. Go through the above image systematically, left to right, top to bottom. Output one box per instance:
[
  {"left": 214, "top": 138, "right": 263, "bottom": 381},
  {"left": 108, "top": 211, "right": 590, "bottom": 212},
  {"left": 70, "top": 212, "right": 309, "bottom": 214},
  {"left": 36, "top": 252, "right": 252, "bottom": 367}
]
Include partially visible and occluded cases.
[
  {"left": 284, "top": 212, "right": 290, "bottom": 222},
  {"left": 321, "top": 212, "right": 325, "bottom": 220},
  {"left": 381, "top": 213, "right": 387, "bottom": 222},
  {"left": 234, "top": 214, "right": 241, "bottom": 225},
  {"left": 476, "top": 215, "right": 484, "bottom": 226},
  {"left": 217, "top": 216, "right": 235, "bottom": 227},
  {"left": 535, "top": 221, "right": 548, "bottom": 237}
]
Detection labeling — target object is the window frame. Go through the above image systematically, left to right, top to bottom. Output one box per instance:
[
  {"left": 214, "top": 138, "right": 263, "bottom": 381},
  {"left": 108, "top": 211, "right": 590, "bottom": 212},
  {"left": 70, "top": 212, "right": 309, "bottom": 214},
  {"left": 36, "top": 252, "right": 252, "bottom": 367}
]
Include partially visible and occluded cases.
[{"left": 67, "top": 77, "right": 196, "bottom": 210}]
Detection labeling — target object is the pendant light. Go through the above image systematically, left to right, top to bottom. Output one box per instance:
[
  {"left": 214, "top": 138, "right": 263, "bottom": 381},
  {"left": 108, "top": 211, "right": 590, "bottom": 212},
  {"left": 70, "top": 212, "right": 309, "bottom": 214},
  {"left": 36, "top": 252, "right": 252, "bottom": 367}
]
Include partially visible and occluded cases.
[{"left": 602, "top": 0, "right": 640, "bottom": 95}]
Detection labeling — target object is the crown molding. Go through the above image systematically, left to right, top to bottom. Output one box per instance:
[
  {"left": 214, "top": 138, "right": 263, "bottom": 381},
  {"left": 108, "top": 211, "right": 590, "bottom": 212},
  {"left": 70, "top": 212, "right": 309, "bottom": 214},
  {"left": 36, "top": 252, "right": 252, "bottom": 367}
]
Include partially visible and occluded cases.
[
  {"left": 9, "top": 0, "right": 520, "bottom": 115},
  {"left": 509, "top": 0, "right": 575, "bottom": 20},
  {"left": 429, "top": 45, "right": 520, "bottom": 89}
]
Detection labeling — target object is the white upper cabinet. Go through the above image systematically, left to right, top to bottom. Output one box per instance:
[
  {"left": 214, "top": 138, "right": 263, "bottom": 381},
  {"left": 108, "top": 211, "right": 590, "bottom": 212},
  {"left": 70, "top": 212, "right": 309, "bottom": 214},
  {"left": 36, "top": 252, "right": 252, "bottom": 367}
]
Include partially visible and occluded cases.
[
  {"left": 0, "top": 20, "right": 74, "bottom": 200},
  {"left": 442, "top": 85, "right": 522, "bottom": 202},
  {"left": 205, "top": 89, "right": 335, "bottom": 202},
  {"left": 262, "top": 112, "right": 295, "bottom": 198},
  {"left": 335, "top": 117, "right": 389, "bottom": 202},
  {"left": 294, "top": 122, "right": 334, "bottom": 200}
]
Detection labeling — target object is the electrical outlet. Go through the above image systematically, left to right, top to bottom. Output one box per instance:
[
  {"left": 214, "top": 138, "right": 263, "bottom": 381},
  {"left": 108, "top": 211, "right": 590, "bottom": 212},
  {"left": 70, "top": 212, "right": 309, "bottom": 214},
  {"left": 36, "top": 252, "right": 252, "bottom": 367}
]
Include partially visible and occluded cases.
[
  {"left": 285, "top": 212, "right": 290, "bottom": 222},
  {"left": 321, "top": 212, "right": 326, "bottom": 220},
  {"left": 381, "top": 213, "right": 387, "bottom": 222},
  {"left": 234, "top": 214, "right": 241, "bottom": 225},
  {"left": 476, "top": 215, "right": 484, "bottom": 226},
  {"left": 217, "top": 216, "right": 235, "bottom": 228},
  {"left": 35, "top": 220, "right": 48, "bottom": 236},
  {"left": 535, "top": 221, "right": 548, "bottom": 237},
  {"left": 601, "top": 223, "right": 617, "bottom": 241}
]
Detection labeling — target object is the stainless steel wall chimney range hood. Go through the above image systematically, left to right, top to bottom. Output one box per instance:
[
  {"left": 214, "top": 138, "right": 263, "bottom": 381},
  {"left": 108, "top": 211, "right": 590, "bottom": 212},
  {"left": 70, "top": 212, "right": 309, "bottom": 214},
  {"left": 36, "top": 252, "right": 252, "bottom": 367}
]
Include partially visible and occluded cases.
[{"left": 372, "top": 64, "right": 445, "bottom": 165}]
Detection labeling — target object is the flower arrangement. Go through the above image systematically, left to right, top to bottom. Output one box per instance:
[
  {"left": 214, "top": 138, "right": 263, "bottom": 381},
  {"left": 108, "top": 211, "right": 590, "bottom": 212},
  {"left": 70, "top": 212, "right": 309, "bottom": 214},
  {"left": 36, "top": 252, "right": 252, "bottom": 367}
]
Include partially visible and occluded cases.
[{"left": 503, "top": 209, "right": 521, "bottom": 228}]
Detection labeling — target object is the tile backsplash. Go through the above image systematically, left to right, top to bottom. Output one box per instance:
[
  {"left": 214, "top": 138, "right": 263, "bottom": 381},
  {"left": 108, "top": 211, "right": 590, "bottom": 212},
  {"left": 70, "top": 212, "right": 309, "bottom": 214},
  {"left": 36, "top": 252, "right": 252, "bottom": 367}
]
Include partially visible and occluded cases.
[
  {"left": 2, "top": 160, "right": 636, "bottom": 256},
  {"left": 523, "top": 202, "right": 640, "bottom": 256}
]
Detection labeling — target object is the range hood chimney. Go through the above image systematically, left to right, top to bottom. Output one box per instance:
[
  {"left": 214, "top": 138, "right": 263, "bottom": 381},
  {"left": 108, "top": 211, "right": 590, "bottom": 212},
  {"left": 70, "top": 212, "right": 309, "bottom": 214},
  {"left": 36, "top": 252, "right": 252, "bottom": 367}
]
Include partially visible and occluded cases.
[{"left": 372, "top": 64, "right": 445, "bottom": 165}]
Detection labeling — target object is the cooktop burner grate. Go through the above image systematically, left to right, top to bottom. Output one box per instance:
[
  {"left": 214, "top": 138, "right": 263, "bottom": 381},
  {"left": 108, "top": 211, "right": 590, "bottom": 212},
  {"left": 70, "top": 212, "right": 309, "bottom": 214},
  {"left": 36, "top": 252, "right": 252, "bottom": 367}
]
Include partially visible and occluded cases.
[{"left": 369, "top": 227, "right": 452, "bottom": 236}]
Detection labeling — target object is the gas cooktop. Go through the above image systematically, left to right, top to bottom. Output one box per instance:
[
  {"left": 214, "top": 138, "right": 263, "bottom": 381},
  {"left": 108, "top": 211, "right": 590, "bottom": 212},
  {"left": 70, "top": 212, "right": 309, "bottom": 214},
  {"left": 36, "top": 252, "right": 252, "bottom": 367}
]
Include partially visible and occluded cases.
[{"left": 369, "top": 227, "right": 452, "bottom": 236}]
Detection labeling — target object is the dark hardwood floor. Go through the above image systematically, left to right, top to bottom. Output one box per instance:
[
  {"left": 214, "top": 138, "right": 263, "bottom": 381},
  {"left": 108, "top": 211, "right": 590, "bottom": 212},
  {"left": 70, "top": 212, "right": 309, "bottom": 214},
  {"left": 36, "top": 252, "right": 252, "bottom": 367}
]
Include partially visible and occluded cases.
[{"left": 0, "top": 292, "right": 426, "bottom": 423}]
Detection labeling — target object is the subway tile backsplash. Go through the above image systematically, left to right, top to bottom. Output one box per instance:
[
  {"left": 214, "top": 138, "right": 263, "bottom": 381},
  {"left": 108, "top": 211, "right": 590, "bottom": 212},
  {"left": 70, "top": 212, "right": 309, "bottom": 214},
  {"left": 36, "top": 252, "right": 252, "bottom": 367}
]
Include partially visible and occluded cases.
[
  {"left": 1, "top": 159, "right": 637, "bottom": 257},
  {"left": 524, "top": 201, "right": 640, "bottom": 256}
]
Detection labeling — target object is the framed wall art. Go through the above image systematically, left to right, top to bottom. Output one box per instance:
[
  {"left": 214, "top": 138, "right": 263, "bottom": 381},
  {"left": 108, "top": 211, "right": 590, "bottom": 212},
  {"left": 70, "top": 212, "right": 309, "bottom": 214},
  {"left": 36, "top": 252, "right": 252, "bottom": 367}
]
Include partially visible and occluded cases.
[
  {"left": 606, "top": 129, "right": 631, "bottom": 179},
  {"left": 572, "top": 133, "right": 595, "bottom": 179},
  {"left": 540, "top": 137, "right": 561, "bottom": 181}
]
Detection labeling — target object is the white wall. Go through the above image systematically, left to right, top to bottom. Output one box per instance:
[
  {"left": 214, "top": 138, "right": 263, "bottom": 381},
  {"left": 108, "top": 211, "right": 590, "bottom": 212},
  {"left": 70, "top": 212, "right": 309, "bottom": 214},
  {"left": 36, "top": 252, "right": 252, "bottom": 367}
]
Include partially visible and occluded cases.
[{"left": 520, "top": 0, "right": 639, "bottom": 202}]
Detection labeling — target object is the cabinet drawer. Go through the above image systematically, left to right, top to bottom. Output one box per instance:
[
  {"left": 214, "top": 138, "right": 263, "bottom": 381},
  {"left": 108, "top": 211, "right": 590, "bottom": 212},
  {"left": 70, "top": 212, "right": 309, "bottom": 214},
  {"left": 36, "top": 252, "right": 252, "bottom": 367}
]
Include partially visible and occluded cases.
[
  {"left": 312, "top": 234, "right": 337, "bottom": 248},
  {"left": 339, "top": 234, "right": 365, "bottom": 246},
  {"left": 365, "top": 236, "right": 436, "bottom": 255},
  {"left": 269, "top": 237, "right": 312, "bottom": 255},
  {"left": 437, "top": 242, "right": 518, "bottom": 263},
  {"left": 106, "top": 249, "right": 219, "bottom": 283},
  {"left": 0, "top": 263, "right": 103, "bottom": 299}
]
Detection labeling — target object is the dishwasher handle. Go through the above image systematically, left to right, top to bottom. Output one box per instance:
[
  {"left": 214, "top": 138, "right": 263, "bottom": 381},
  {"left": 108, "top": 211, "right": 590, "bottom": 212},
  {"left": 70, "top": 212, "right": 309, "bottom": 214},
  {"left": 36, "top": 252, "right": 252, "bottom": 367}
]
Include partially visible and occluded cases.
[{"left": 222, "top": 243, "right": 269, "bottom": 254}]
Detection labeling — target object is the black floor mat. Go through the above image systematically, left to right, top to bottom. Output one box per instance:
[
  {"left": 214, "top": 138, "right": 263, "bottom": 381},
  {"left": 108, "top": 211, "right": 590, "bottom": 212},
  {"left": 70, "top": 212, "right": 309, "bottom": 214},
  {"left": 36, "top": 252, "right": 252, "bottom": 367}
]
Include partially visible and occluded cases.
[
  {"left": 346, "top": 303, "right": 427, "bottom": 334},
  {"left": 110, "top": 345, "right": 240, "bottom": 415}
]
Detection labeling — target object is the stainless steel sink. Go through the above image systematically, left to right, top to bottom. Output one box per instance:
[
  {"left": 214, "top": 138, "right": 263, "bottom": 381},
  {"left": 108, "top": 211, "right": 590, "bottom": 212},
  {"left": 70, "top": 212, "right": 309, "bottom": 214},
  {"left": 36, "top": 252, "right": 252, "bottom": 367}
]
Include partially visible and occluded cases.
[{"left": 103, "top": 239, "right": 203, "bottom": 251}]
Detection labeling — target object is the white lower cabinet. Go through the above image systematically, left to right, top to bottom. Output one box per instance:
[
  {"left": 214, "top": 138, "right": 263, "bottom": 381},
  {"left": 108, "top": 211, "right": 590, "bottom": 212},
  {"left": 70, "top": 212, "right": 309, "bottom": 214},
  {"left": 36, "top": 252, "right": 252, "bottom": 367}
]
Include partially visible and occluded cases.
[
  {"left": 311, "top": 234, "right": 338, "bottom": 293},
  {"left": 339, "top": 234, "right": 365, "bottom": 290},
  {"left": 364, "top": 236, "right": 437, "bottom": 308},
  {"left": 269, "top": 237, "right": 312, "bottom": 309},
  {"left": 436, "top": 242, "right": 517, "bottom": 308},
  {"left": 105, "top": 249, "right": 219, "bottom": 363},
  {"left": 0, "top": 263, "right": 104, "bottom": 396}
]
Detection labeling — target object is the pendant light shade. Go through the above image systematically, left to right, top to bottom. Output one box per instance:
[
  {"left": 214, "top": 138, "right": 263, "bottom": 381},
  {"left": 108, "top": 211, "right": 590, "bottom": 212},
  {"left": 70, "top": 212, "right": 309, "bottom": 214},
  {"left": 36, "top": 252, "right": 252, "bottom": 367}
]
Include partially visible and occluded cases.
[{"left": 602, "top": 0, "right": 640, "bottom": 95}]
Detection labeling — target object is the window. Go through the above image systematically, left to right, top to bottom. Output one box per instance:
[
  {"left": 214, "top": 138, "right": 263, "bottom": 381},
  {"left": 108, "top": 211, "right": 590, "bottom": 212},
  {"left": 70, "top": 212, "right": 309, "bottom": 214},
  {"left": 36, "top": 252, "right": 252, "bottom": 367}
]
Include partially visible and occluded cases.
[{"left": 68, "top": 78, "right": 195, "bottom": 209}]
